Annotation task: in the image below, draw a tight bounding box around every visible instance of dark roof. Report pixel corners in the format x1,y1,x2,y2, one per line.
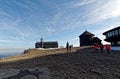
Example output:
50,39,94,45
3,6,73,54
36,41,58,44
79,31,94,37
92,37,101,41
44,41,58,45
103,26,120,35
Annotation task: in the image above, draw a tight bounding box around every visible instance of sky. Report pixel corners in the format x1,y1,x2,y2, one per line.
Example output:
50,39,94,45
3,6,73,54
0,0,120,53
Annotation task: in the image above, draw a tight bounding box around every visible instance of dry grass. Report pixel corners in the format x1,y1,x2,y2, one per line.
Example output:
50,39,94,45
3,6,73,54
0,46,120,79
0,46,89,63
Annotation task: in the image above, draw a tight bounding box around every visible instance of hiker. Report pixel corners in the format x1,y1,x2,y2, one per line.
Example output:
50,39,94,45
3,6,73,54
69,45,72,52
66,41,69,52
106,44,111,54
94,44,98,52
100,43,104,53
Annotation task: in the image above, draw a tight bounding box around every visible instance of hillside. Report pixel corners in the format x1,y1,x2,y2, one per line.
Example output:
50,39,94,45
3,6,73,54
0,46,120,79
0,47,84,63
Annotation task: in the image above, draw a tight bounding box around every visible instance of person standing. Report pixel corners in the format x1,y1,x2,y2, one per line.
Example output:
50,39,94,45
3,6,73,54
106,44,111,54
66,41,69,52
100,43,104,53
69,45,72,52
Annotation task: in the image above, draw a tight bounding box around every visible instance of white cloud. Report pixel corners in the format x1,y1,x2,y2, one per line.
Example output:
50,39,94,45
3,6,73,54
85,0,120,24
14,0,35,12
0,0,120,48
0,11,10,17
46,27,55,35
0,47,25,54
61,21,81,31
74,0,97,7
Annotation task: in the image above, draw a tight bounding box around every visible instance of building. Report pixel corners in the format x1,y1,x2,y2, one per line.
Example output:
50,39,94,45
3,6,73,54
79,31,101,46
79,31,94,46
35,38,58,48
103,26,120,46
92,37,101,45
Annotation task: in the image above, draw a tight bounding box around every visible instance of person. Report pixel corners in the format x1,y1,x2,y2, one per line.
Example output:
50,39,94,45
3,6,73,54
69,45,72,52
100,43,104,53
94,44,98,52
66,41,69,52
106,44,111,54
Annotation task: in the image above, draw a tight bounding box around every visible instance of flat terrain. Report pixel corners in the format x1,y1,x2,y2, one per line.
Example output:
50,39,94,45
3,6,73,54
0,47,120,79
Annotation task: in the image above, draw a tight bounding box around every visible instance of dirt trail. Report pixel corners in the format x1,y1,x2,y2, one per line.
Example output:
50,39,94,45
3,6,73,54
0,47,120,79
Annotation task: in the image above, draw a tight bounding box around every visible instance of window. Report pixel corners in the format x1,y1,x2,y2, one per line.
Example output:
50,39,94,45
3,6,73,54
115,30,118,35
110,31,113,36
110,32,112,36
112,31,115,36
106,32,113,38
107,33,110,37
118,41,120,44
111,42,114,45
119,29,120,35
112,42,118,45
106,33,108,38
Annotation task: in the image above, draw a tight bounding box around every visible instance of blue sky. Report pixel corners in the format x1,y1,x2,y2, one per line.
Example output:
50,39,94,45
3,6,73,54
0,0,120,53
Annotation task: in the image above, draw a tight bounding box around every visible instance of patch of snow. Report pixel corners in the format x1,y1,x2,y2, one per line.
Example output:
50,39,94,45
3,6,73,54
35,48,60,50
35,48,46,50
111,46,120,51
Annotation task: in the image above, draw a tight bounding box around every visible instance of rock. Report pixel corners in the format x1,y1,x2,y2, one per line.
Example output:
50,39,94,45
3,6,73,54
0,67,50,79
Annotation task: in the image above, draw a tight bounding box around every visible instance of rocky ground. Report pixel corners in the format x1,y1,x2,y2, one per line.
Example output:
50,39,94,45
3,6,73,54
0,47,120,79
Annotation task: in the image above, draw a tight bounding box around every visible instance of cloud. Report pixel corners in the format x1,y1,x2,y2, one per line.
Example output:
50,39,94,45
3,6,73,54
84,0,120,24
69,37,78,42
0,11,12,22
73,0,97,7
42,5,82,32
0,19,31,46
61,21,81,31
13,0,37,12
0,47,25,54
0,11,10,17
46,27,55,35
0,0,120,48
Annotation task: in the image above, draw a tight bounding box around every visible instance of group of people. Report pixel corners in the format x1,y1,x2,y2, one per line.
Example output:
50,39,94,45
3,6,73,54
66,41,111,53
94,43,111,54
66,41,72,52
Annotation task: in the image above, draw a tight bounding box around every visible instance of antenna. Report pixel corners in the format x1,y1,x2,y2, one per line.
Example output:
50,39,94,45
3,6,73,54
40,35,43,41
40,37,43,42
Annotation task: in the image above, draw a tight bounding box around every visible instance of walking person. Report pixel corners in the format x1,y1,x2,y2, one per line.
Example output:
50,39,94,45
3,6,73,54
69,45,72,52
100,43,104,53
106,44,111,54
94,44,98,53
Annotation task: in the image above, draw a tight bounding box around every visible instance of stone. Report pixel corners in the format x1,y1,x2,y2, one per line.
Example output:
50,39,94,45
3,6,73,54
0,67,50,79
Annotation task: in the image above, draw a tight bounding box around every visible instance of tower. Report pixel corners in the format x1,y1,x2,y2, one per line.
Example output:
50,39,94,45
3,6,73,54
40,38,44,48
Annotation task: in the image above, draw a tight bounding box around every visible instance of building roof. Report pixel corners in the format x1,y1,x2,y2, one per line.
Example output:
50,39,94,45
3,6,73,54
44,41,58,45
92,37,101,41
79,31,94,37
36,41,58,44
103,26,120,35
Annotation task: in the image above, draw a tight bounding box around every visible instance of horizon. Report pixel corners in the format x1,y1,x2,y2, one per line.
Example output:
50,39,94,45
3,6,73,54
0,0,120,53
